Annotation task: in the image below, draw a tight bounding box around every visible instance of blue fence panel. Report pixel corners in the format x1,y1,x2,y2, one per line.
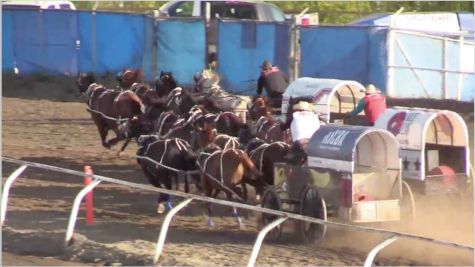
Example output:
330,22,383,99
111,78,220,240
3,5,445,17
300,26,370,85
77,11,94,72
42,10,78,75
142,17,155,81
368,27,389,92
217,20,290,94
6,9,78,75
11,10,43,74
157,18,206,86
2,10,14,72
78,12,146,74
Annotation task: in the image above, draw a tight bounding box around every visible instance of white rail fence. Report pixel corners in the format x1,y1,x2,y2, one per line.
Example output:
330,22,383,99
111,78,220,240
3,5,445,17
1,157,473,267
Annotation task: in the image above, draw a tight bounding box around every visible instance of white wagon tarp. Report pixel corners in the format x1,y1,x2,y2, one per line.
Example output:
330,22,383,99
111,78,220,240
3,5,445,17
375,107,469,181
282,78,365,122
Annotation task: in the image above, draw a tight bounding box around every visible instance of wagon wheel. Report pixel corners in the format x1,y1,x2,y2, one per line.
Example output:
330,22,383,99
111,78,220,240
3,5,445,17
297,185,327,244
260,187,283,242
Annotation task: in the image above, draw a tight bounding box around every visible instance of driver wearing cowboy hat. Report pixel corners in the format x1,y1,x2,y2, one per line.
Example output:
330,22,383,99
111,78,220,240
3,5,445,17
257,60,288,109
347,84,387,126
281,101,321,152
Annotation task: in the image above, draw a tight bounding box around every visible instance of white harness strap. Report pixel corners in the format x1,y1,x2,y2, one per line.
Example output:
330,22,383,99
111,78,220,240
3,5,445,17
203,150,222,182
265,124,279,140
175,138,190,151
114,90,133,102
157,112,173,137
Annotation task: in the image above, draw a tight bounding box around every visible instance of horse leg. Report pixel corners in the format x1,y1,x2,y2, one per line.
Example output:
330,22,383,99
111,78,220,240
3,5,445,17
225,188,244,229
117,138,131,156
96,122,110,149
157,192,169,214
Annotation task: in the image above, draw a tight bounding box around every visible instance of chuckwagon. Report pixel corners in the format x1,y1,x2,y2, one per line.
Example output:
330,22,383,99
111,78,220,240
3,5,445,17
374,107,471,195
281,78,366,123
260,125,408,243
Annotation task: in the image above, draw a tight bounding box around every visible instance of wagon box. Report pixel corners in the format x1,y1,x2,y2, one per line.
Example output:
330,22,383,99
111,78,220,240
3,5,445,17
266,124,404,243
374,107,470,195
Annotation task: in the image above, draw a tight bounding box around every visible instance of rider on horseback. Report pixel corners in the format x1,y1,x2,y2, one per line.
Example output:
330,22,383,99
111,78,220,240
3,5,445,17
257,60,288,109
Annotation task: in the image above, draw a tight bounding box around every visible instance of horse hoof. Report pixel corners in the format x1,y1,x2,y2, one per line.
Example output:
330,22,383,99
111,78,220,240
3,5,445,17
207,219,214,227
255,194,261,202
157,203,166,214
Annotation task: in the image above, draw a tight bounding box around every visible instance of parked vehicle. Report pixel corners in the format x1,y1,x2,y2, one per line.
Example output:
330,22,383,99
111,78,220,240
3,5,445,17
158,0,287,64
2,0,76,10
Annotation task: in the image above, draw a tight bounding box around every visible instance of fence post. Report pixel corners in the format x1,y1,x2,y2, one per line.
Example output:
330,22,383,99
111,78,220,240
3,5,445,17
153,198,193,264
363,235,398,267
84,166,94,225
247,217,287,267
64,179,102,246
1,165,28,226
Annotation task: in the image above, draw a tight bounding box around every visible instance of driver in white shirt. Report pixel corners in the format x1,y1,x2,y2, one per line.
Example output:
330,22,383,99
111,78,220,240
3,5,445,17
281,101,322,152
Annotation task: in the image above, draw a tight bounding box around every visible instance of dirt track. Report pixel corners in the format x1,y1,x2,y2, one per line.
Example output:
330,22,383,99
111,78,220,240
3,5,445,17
1,76,474,266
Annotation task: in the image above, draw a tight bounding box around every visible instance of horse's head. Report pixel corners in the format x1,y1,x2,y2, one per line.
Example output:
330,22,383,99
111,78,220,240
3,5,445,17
249,96,270,121
191,121,217,151
118,69,143,89
77,72,96,94
155,71,177,97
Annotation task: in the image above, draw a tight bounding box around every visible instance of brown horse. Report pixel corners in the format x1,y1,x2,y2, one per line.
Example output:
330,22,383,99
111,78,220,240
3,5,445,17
214,111,246,137
77,73,144,150
198,146,263,227
117,68,144,89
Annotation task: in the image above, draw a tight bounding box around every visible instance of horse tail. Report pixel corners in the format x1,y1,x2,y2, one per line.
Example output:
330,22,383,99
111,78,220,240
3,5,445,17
238,151,263,178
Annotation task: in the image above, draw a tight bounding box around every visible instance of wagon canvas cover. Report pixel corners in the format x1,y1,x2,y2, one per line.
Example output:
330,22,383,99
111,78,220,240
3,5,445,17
307,125,399,173
281,77,365,122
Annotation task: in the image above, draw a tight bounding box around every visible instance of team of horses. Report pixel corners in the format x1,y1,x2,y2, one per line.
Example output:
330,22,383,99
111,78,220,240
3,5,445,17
76,68,306,227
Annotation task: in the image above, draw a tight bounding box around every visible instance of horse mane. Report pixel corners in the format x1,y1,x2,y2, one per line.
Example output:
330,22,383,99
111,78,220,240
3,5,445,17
202,69,220,86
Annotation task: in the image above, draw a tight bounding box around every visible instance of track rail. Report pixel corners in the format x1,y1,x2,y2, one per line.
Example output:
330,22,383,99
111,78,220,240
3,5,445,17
2,157,473,266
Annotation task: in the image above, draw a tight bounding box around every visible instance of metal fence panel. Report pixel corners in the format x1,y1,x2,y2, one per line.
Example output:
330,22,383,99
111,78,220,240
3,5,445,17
390,31,474,101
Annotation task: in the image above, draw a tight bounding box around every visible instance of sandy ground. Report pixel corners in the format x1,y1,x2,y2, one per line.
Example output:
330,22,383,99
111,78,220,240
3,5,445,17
1,75,474,266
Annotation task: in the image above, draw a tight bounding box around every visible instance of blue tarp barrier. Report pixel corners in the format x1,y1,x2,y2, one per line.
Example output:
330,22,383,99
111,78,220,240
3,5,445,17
42,10,78,75
156,18,206,86
78,11,146,75
2,10,14,72
217,20,290,94
300,26,374,87
3,9,78,75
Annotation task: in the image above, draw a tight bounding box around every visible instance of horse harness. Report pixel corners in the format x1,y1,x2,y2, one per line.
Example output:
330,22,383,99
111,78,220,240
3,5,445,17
249,141,289,172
